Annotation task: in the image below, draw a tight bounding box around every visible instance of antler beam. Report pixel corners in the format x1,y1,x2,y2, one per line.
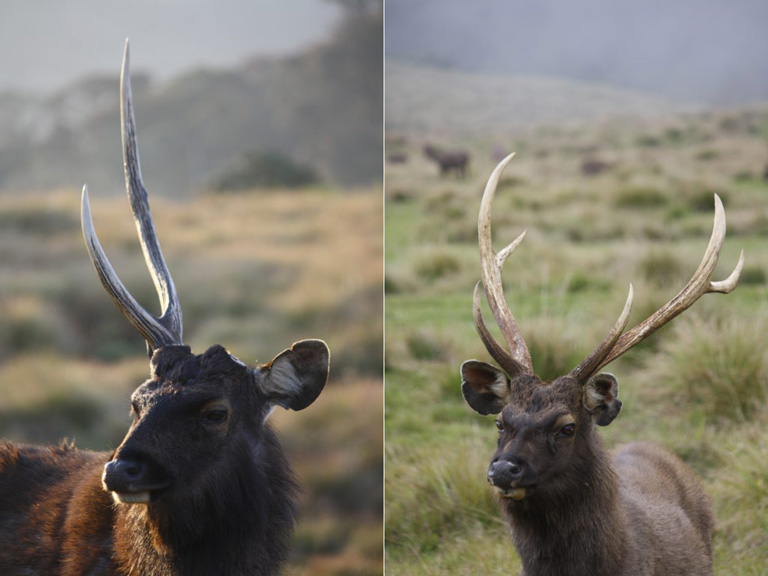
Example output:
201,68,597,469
81,40,183,353
475,153,533,377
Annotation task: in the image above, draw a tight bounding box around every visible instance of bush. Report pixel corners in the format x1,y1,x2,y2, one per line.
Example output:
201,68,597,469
212,150,319,191
651,316,768,422
614,186,668,209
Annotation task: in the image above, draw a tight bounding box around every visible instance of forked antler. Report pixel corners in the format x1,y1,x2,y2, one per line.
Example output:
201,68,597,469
571,193,744,381
474,153,533,377
81,40,183,354
474,153,744,384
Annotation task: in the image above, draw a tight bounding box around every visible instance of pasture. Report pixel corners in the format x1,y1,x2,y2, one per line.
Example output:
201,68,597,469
385,105,768,574
0,185,383,575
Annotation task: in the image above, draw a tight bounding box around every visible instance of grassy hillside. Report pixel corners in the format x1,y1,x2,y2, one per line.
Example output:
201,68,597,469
0,10,382,195
385,104,768,574
0,185,383,575
386,61,697,138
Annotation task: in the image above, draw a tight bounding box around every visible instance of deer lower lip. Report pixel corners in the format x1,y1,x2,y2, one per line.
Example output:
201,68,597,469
112,490,151,504
495,485,533,500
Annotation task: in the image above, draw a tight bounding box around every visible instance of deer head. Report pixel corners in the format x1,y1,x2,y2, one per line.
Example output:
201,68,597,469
461,153,743,501
82,41,330,506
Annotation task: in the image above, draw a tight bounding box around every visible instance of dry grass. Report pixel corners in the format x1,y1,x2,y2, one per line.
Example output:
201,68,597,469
0,185,383,574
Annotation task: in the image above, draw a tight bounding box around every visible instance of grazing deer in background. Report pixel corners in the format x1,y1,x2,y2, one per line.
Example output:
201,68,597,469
0,41,329,576
461,153,744,576
423,144,469,177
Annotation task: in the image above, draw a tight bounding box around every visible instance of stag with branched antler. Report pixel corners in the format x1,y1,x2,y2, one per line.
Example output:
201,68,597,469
0,41,329,576
461,153,743,576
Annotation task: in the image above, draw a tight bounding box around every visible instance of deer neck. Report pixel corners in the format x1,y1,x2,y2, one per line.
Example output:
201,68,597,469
502,433,630,576
112,429,297,576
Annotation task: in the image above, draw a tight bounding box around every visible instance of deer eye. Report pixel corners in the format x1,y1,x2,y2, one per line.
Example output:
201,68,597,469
202,409,228,424
560,423,576,437
495,420,504,432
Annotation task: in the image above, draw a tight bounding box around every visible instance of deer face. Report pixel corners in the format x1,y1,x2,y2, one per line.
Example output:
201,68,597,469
460,153,741,504
84,43,331,507
102,340,329,505
461,361,621,501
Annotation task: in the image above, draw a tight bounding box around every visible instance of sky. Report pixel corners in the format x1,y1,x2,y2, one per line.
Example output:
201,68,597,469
0,0,340,93
386,0,768,104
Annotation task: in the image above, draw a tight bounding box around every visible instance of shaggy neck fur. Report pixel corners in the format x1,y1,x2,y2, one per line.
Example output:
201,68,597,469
502,431,630,576
112,430,297,576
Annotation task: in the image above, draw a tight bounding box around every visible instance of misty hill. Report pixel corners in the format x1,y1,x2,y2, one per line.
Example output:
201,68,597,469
0,10,382,196
386,61,698,138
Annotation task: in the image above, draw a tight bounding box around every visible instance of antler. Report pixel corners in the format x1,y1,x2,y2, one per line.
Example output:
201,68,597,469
81,40,183,354
474,153,533,377
474,154,744,384
569,193,744,381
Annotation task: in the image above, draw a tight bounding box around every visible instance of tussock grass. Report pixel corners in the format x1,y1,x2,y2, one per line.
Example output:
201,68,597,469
648,315,768,422
386,102,767,575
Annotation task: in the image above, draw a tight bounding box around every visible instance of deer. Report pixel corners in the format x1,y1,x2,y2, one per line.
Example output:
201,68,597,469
423,144,469,178
460,153,744,576
0,41,330,576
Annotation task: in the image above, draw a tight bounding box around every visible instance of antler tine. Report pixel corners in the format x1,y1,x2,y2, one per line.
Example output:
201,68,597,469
472,282,529,376
582,193,743,378
80,40,183,354
81,186,178,349
476,153,533,375
120,40,183,345
568,284,634,382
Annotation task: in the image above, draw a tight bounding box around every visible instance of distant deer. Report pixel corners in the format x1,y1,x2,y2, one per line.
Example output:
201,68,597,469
423,144,469,177
0,41,329,576
461,153,743,576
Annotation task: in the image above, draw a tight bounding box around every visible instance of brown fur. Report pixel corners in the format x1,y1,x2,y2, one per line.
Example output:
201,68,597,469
423,144,469,177
462,367,713,576
0,342,329,575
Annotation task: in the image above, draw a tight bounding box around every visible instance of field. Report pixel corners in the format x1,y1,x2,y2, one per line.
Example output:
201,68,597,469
0,185,383,575
385,103,768,574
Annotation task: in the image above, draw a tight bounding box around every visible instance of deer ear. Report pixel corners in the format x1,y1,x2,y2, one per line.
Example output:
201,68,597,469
259,340,330,411
460,360,511,415
583,373,622,426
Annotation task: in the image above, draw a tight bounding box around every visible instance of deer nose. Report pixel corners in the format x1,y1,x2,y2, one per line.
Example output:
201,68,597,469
487,458,524,488
103,457,147,491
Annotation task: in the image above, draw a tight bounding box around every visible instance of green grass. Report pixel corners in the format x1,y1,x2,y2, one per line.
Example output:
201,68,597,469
385,104,768,575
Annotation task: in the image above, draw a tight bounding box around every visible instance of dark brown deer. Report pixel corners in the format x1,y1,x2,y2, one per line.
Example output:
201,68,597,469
423,144,469,177
0,42,329,576
461,153,744,576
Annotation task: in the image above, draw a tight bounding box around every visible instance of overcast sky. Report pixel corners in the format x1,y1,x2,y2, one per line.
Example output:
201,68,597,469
0,0,340,93
386,0,768,104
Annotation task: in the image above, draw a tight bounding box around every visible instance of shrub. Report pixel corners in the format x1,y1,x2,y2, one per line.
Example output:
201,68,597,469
614,186,668,209
651,316,768,422
413,250,461,281
212,150,319,191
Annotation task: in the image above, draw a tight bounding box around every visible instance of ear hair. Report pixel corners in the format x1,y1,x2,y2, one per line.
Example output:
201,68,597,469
583,372,622,426
460,360,511,415
258,339,330,411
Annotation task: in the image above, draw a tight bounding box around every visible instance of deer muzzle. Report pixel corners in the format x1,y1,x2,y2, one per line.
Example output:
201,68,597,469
488,457,536,500
102,452,173,504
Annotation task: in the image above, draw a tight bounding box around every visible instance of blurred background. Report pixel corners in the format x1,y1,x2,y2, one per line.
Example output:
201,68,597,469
385,1,768,574
0,1,382,574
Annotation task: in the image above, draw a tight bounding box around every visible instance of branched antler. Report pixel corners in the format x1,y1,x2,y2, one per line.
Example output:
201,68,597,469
81,40,183,354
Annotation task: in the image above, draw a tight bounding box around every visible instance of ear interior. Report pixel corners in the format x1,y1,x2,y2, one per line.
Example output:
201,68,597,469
460,360,511,415
583,372,622,426
260,339,330,411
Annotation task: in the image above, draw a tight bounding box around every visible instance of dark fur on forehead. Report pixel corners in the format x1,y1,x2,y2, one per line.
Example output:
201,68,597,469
507,373,580,414
150,344,247,386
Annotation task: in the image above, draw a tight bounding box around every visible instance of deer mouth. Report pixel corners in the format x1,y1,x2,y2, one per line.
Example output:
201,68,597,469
111,490,151,504
108,482,173,505
494,485,532,500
